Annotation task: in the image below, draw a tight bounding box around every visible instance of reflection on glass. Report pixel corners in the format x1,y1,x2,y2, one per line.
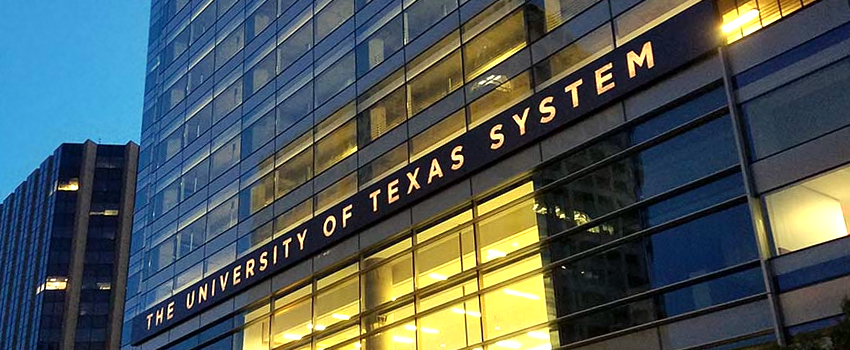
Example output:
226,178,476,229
477,182,539,263
418,299,482,350
410,109,466,161
483,274,553,340
463,9,527,81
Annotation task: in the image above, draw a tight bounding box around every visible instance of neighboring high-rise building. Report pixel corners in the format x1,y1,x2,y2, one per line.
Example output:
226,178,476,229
0,141,138,350
125,0,850,349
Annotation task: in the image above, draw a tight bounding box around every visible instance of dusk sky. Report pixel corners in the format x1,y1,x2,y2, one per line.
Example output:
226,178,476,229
0,2,150,198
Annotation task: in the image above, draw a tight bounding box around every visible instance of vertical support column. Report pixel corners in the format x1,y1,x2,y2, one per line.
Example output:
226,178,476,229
60,140,98,350
716,46,787,346
363,257,393,350
106,142,139,350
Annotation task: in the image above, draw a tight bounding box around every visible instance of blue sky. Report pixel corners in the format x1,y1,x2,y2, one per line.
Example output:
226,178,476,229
0,2,150,198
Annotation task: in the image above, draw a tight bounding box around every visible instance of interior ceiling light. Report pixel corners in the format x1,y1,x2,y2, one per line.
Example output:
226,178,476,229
504,289,541,300
722,9,760,33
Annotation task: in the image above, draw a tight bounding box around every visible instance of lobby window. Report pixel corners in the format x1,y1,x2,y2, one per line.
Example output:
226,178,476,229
271,286,312,347
765,164,850,254
476,181,539,263
719,0,816,43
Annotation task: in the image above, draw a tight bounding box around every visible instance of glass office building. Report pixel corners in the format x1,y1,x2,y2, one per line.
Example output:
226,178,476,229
0,141,138,350
125,0,850,349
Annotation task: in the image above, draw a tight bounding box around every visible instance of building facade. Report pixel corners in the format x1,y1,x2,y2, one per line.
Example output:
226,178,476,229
0,141,138,350
124,0,850,349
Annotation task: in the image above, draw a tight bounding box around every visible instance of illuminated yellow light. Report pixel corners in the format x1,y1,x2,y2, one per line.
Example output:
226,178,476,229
526,344,553,350
332,313,351,320
314,324,327,331
527,331,549,340
486,249,507,259
404,324,417,331
449,308,481,317
283,334,303,340
495,340,522,349
392,336,415,344
421,327,439,334
504,289,540,300
353,343,362,348
428,273,448,281
307,323,313,329
722,9,760,33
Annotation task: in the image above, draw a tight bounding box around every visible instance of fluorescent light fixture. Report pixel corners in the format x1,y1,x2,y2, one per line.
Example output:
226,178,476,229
283,334,303,340
314,324,327,331
421,327,439,334
332,313,351,320
392,336,415,344
504,289,540,300
527,331,549,340
404,324,417,331
722,9,759,33
450,308,481,317
495,340,522,349
429,273,448,281
487,249,507,259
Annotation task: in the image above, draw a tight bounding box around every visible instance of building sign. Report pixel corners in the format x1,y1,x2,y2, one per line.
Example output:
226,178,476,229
131,1,719,344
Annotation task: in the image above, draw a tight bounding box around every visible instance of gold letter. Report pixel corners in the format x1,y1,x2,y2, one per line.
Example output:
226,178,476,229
323,215,337,237
282,237,293,258
166,301,175,320
387,179,400,204
342,204,353,228
245,259,256,279
369,189,381,212
490,124,504,150
564,79,583,108
219,272,230,292
198,284,208,303
627,41,654,78
511,107,530,135
146,313,154,330
186,291,195,310
233,265,242,285
539,96,556,123
406,167,421,194
259,251,268,271
428,158,443,184
595,62,615,95
451,146,464,170
155,308,164,326
297,229,308,250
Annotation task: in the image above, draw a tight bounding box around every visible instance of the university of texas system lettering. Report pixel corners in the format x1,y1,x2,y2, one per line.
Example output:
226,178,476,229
131,0,718,344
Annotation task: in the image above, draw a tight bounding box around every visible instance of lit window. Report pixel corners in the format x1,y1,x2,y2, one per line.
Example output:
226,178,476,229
720,0,817,43
57,178,80,191
40,277,68,292
97,283,112,290
765,164,850,254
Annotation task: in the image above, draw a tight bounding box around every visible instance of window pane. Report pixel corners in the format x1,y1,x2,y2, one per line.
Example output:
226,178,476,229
275,146,314,199
405,0,458,41
416,209,473,243
766,163,850,254
407,50,463,116
533,24,613,88
315,277,360,329
415,225,475,288
315,0,354,42
272,298,312,347
410,109,466,161
359,142,408,187
207,196,239,238
316,119,357,173
358,87,407,145
278,22,314,73
239,318,271,350
418,299,482,349
468,71,532,127
315,172,357,212
247,0,277,42
184,104,212,145
356,16,403,76
315,52,355,107
213,79,243,123
275,199,313,236
362,252,413,310
614,0,699,44
476,182,538,262
529,0,600,33
242,110,276,156
363,324,416,350
240,173,275,217
463,9,527,81
189,53,214,93
277,81,313,133
210,136,241,179
191,3,216,43
177,218,205,258
216,25,245,69
245,52,277,96
482,274,553,340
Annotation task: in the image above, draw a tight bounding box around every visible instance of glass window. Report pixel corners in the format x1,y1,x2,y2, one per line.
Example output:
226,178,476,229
533,24,613,88
164,76,188,112
476,182,540,263
163,29,189,66
482,274,553,340
416,209,473,243
279,22,314,74
245,52,277,97
410,109,466,161
275,199,313,236
275,144,313,199
242,110,276,156
315,119,357,173
271,296,312,347
315,277,360,329
177,218,205,258
210,136,241,179
184,104,212,145
146,237,176,274
314,52,355,107
189,52,214,93
315,0,354,42
719,0,807,43
240,173,275,217
614,0,699,44
247,0,277,42
362,324,416,350
213,79,243,123
359,142,408,187
529,0,600,33
181,159,210,200
205,245,236,273
417,298,481,350
765,163,850,254
356,16,403,76
216,25,245,69
361,244,413,310
742,58,850,160
238,317,271,350
462,9,527,81
404,0,458,42
153,181,181,218
315,172,357,212
415,224,475,288
191,3,216,43
207,196,239,238
407,50,463,116
362,302,414,334
277,82,313,133
358,87,407,145
157,128,183,164
468,70,532,127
